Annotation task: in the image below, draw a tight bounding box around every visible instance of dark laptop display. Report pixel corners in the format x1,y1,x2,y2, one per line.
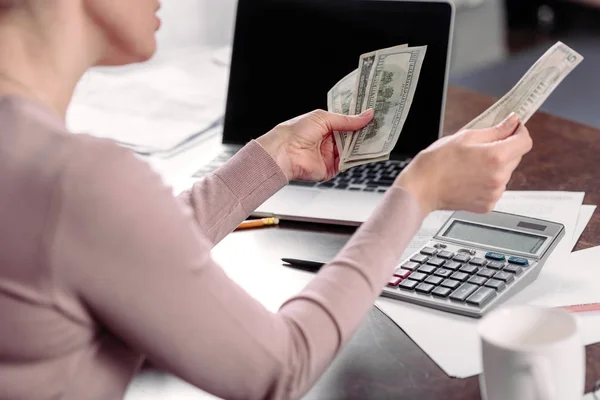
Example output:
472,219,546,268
223,0,454,158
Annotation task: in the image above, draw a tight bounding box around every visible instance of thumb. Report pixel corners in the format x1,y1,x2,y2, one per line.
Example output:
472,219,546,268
314,108,374,132
472,113,520,144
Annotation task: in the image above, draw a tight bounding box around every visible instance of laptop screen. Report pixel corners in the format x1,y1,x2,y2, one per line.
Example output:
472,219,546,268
222,0,454,158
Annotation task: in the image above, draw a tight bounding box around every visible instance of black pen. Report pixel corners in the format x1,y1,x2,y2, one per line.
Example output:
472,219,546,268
281,258,325,272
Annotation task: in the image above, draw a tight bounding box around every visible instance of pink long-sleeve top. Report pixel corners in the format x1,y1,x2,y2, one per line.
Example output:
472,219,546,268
0,96,424,400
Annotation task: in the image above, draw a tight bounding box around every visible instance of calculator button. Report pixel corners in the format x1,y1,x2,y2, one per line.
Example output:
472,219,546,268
432,286,452,298
493,271,515,283
387,276,402,287
459,264,478,274
485,279,506,291
470,257,487,266
508,256,529,266
503,265,523,275
399,280,419,290
451,272,469,282
453,254,471,263
416,283,435,294
466,287,496,306
485,252,506,261
443,261,462,271
477,268,497,279
434,243,447,249
425,275,444,286
437,251,455,259
434,269,453,278
449,283,478,302
486,261,506,270
426,258,445,267
402,261,420,271
421,247,438,256
418,264,437,274
408,272,427,282
394,269,412,279
468,275,488,286
410,254,429,264
441,279,461,290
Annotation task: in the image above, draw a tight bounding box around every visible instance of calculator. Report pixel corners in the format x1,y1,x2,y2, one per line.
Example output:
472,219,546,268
382,211,565,318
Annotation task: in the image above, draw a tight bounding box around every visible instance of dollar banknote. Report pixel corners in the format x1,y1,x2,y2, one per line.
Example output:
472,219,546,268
328,45,411,166
327,44,425,171
462,41,583,131
328,70,357,156
340,45,427,171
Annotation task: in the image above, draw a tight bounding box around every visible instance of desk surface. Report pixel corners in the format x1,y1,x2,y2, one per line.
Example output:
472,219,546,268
142,87,600,399
304,87,600,399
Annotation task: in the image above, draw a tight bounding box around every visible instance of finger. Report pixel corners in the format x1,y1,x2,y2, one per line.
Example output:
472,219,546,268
494,124,533,158
312,109,374,132
468,113,520,144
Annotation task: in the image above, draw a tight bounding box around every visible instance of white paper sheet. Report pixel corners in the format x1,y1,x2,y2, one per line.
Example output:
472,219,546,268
573,205,597,250
66,46,228,154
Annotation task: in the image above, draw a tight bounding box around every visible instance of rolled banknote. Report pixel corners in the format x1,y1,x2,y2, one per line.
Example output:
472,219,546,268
462,41,583,131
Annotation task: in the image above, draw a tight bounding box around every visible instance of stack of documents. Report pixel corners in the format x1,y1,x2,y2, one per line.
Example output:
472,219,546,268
66,46,229,158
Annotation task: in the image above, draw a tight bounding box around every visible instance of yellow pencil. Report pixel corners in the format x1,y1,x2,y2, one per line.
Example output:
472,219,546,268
236,217,280,230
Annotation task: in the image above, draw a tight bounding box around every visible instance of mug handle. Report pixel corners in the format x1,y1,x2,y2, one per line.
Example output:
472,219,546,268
527,356,555,400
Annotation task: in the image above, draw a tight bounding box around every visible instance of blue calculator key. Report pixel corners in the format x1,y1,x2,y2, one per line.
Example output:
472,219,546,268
485,252,506,261
508,256,529,266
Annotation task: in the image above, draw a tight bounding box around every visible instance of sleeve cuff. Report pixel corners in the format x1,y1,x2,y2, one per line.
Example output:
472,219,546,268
214,140,288,212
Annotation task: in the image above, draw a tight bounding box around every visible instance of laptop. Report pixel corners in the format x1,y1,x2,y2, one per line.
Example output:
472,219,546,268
192,0,455,226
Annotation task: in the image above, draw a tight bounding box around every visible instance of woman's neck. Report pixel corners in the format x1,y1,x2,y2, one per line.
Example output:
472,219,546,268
0,6,97,118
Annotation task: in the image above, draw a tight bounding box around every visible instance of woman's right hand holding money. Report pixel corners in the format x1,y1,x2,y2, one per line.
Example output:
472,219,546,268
395,113,533,216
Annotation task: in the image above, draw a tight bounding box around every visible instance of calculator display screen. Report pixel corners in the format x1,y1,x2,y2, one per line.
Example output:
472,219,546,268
442,221,547,254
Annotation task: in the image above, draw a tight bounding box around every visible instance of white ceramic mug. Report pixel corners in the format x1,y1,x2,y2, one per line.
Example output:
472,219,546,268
478,305,585,400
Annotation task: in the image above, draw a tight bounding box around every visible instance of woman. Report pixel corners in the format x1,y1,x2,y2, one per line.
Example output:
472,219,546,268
0,1,533,399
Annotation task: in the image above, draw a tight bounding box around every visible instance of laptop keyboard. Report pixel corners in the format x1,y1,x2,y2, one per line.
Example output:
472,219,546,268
193,150,411,192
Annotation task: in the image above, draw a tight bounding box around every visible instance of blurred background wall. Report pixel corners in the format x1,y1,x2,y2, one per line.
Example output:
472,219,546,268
156,0,600,127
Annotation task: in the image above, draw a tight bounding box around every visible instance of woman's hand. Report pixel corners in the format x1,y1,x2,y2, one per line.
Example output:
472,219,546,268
395,113,533,216
256,109,374,182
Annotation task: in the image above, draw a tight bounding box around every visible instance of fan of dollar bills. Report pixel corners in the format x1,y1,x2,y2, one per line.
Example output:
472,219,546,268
328,44,427,171
328,41,583,172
